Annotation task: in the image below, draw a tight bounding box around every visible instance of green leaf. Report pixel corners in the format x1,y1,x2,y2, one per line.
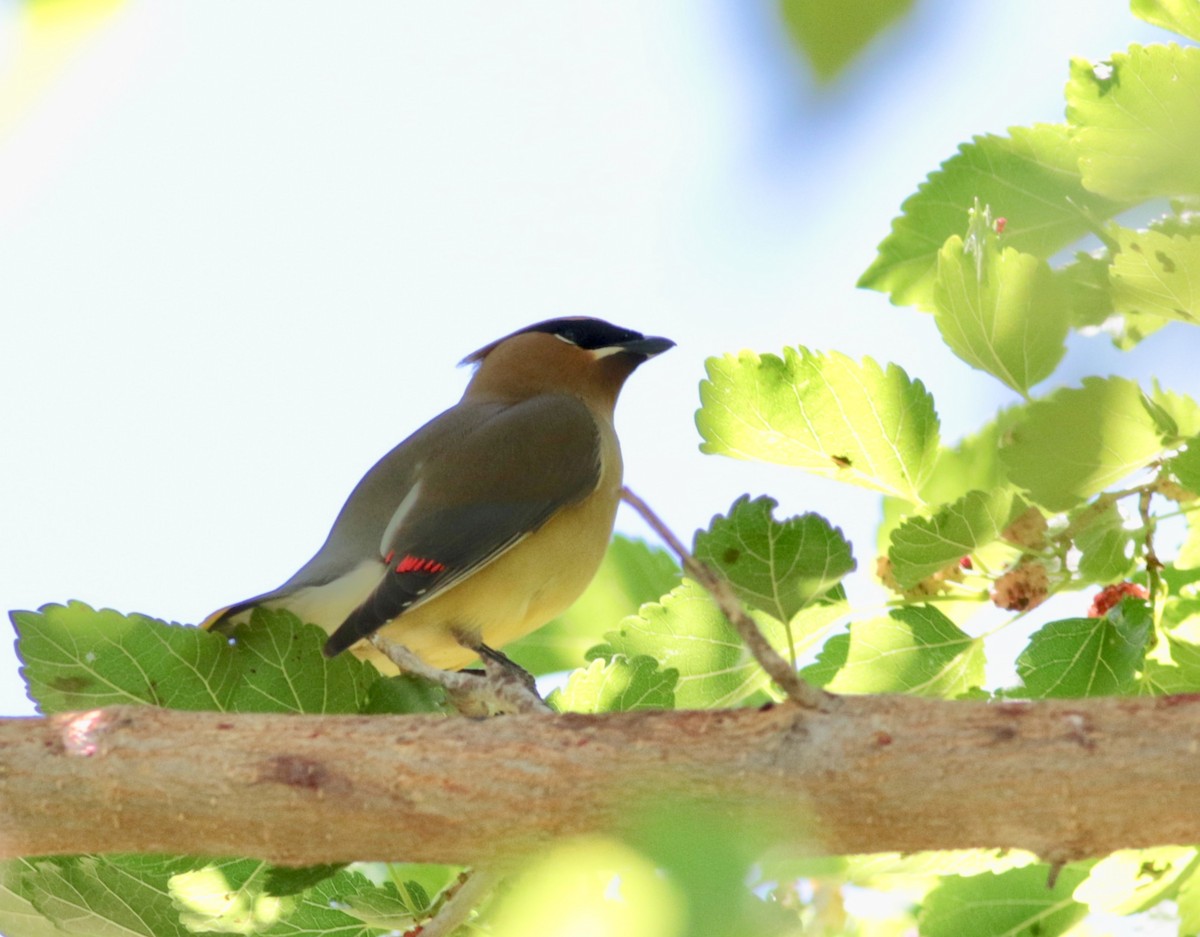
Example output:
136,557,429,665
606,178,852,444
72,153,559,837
778,0,914,81
0,860,70,937
551,655,677,713
918,405,1024,506
934,229,1068,393
1165,614,1200,688
801,606,983,698
1075,847,1200,915
1177,513,1200,570
167,858,295,934
262,864,348,898
1169,435,1200,492
1109,225,1200,324
693,496,855,623
335,881,422,931
508,536,680,675
1072,498,1136,584
697,347,940,501
255,869,387,936
1112,307,1174,349
1016,600,1152,698
999,377,1167,511
1148,384,1200,442
381,865,463,918
859,124,1126,309
11,605,386,717
836,849,1039,883
593,580,844,708
919,865,1089,937
1058,251,1115,329
226,609,378,714
1068,44,1200,200
1133,0,1200,41
21,855,203,937
13,602,240,714
1179,862,1200,936
1138,658,1199,695
361,674,451,715
889,489,1016,588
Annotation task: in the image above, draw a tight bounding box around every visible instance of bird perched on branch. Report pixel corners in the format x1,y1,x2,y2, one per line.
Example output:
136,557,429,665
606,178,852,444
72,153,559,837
202,317,673,673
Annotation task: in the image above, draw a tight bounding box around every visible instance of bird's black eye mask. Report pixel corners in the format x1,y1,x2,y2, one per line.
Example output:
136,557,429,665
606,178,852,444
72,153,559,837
460,316,647,365
526,317,645,349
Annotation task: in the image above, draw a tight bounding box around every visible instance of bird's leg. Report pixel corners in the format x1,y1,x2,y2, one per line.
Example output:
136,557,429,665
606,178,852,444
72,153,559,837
368,634,549,716
453,633,549,714
472,642,540,695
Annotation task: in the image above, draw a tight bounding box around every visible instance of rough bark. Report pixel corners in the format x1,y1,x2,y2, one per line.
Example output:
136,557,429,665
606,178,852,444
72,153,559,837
1,694,1198,866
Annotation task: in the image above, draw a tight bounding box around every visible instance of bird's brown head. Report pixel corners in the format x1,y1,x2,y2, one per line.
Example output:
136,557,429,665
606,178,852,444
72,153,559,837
461,317,674,409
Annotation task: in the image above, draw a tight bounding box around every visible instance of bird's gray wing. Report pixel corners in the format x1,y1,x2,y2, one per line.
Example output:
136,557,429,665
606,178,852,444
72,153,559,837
322,393,601,656
200,400,506,632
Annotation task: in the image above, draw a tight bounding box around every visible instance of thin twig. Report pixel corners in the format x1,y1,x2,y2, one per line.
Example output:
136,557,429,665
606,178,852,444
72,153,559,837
620,486,830,710
1139,487,1164,619
408,868,498,937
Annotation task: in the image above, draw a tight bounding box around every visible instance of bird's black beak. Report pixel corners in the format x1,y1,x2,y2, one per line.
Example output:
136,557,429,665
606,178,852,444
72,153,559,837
618,335,675,358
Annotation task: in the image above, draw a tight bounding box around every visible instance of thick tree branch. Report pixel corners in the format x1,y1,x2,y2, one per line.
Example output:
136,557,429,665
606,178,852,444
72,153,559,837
4,695,1200,865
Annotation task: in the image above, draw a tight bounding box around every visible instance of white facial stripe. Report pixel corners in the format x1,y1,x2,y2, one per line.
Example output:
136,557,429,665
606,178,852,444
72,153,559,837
589,346,627,359
553,333,579,346
380,477,423,554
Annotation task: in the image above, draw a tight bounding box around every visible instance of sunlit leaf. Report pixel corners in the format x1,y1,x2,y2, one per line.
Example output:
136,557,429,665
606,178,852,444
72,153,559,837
1072,498,1136,584
801,606,983,698
21,855,202,937
694,495,855,623
0,859,75,937
934,228,1068,394
13,602,239,714
552,655,677,713
593,580,843,708
1109,225,1200,325
860,124,1126,309
489,839,683,937
1178,862,1200,935
920,865,1089,937
918,404,1024,506
889,489,1016,588
698,347,939,501
226,609,379,714
778,0,914,80
999,377,1167,510
1057,251,1115,329
1144,385,1200,444
1169,436,1200,492
1075,847,1200,915
1132,0,1200,40
1016,601,1152,698
1068,44,1200,200
168,859,293,934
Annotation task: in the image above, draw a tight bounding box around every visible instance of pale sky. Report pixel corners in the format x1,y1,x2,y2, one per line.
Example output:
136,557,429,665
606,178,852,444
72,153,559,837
0,1,1181,717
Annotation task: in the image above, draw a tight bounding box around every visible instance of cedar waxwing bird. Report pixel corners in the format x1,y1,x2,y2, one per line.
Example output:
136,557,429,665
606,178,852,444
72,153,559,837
202,317,674,673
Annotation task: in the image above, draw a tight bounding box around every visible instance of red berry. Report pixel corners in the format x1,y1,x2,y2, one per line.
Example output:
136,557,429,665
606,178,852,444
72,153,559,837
1088,582,1149,618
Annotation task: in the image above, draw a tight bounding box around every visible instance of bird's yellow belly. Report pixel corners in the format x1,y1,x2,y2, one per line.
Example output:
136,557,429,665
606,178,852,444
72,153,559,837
369,477,621,670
